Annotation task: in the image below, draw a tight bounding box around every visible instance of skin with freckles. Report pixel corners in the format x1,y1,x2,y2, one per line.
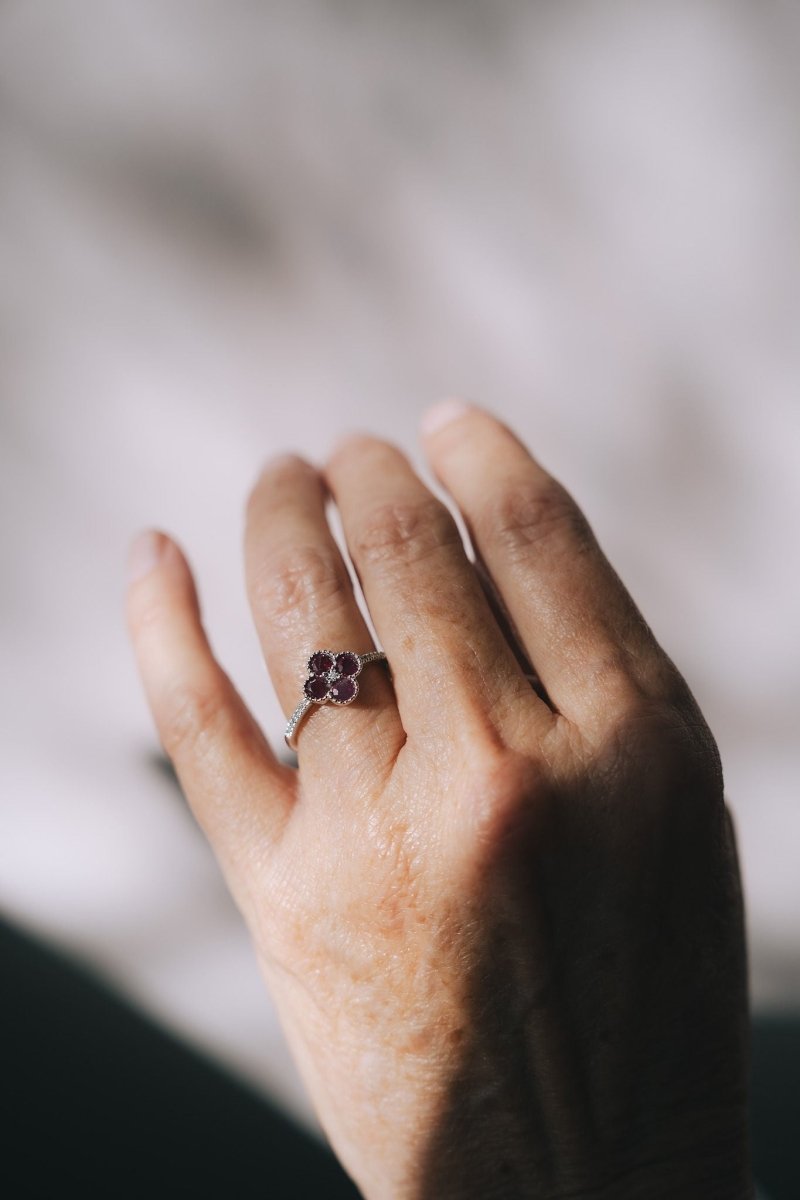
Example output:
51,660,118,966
127,404,752,1200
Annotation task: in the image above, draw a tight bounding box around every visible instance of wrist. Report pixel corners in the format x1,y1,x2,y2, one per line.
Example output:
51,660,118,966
393,1087,753,1200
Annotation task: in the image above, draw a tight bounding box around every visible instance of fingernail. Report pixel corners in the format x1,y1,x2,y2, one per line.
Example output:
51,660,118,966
260,452,304,472
251,454,307,491
421,398,471,437
127,530,165,584
329,431,371,459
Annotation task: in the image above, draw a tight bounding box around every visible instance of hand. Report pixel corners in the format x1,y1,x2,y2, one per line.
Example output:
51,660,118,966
127,403,752,1200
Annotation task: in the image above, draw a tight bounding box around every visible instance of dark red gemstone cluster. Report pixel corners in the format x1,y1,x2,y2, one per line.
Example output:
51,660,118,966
303,650,362,706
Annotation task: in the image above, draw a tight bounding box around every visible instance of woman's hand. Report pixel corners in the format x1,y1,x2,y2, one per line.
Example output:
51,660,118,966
127,404,752,1200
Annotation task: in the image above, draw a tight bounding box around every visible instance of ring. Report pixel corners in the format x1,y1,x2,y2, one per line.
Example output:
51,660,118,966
284,649,388,749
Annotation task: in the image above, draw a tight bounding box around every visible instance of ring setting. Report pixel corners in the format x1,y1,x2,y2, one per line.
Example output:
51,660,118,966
285,649,388,749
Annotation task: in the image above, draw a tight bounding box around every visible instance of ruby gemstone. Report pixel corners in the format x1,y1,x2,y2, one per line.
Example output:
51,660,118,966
309,651,335,675
329,677,358,704
335,652,360,677
304,675,330,701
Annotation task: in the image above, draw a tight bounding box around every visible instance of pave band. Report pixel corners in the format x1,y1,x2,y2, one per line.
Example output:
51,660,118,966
284,649,388,749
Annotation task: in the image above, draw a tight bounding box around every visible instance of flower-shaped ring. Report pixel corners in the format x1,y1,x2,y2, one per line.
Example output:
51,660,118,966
284,649,388,749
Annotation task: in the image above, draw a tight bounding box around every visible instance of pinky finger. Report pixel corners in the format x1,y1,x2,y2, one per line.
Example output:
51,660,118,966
126,530,293,879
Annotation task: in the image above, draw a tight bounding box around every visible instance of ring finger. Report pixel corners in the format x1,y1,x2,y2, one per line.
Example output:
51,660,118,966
244,455,403,772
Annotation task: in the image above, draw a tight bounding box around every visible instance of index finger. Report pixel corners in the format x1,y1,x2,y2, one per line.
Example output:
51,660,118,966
422,402,682,732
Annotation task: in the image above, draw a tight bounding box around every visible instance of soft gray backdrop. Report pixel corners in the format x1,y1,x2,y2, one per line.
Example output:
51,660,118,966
1,0,798,1137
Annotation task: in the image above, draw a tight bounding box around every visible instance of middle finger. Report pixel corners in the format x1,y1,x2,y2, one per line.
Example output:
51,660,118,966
325,436,550,748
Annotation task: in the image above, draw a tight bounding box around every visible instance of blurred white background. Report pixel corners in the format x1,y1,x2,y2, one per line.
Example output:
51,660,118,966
1,0,798,1136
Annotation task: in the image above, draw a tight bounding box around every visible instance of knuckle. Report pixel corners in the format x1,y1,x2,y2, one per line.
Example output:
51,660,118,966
159,675,230,761
457,743,548,850
585,637,699,732
610,693,725,806
128,591,170,638
661,700,724,798
471,746,531,804
353,499,460,569
479,480,593,560
253,544,345,628
584,650,651,716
